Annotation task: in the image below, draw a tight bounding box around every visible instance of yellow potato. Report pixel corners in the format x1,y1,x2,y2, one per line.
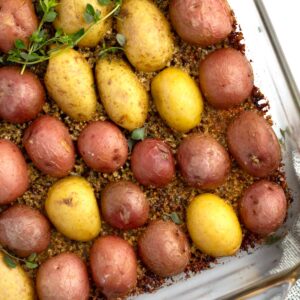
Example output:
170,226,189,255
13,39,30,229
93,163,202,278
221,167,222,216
117,0,174,72
54,0,112,47
187,194,242,257
0,252,34,300
151,67,203,132
96,57,149,131
45,176,101,241
45,48,97,121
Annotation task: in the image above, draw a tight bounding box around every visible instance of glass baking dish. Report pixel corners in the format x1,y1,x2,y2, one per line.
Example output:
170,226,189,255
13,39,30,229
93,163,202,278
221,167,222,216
134,1,300,299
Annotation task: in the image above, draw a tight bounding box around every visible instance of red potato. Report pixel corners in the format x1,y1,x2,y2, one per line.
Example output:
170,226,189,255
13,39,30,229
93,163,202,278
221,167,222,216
227,111,281,177
23,115,75,178
177,134,231,189
131,139,175,187
36,253,89,300
101,181,149,230
199,48,254,109
239,180,287,236
169,0,233,47
0,0,38,53
78,121,128,173
0,139,29,205
138,220,190,277
0,67,45,123
0,205,51,257
90,236,137,299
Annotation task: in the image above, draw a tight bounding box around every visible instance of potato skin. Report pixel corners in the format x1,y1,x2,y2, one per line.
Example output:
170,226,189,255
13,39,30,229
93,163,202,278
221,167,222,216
36,253,89,300
227,111,281,177
0,252,35,300
23,115,75,178
45,176,101,241
0,205,51,257
54,0,112,47
0,139,29,205
117,0,174,72
90,236,137,299
187,194,242,257
78,121,128,173
199,48,254,109
45,48,97,121
169,0,233,47
131,139,175,187
95,58,149,131
0,0,38,52
152,67,203,132
101,181,149,229
0,67,45,123
138,220,190,277
177,134,231,189
239,180,287,236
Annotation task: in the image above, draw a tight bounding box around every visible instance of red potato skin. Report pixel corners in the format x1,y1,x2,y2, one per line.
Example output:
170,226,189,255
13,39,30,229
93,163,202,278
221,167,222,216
78,121,128,173
23,115,75,177
0,0,38,53
131,139,175,187
199,48,254,109
90,236,137,299
239,180,287,236
101,181,149,230
177,134,231,189
0,67,45,123
36,253,89,300
169,0,233,47
227,111,281,177
0,139,29,205
0,205,51,257
138,220,190,277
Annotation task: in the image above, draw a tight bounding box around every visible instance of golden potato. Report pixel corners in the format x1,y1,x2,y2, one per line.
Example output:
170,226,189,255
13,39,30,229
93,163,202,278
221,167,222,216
54,0,112,47
151,67,203,132
45,48,97,121
187,194,242,257
96,58,148,131
0,252,34,300
117,0,174,72
45,176,101,241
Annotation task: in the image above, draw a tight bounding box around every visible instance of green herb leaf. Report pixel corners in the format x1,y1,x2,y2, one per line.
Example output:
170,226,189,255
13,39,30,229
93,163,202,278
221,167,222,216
84,4,97,23
265,235,281,245
98,0,111,5
15,39,26,50
27,253,37,262
25,261,38,269
128,139,136,152
70,28,85,44
131,128,145,141
169,212,182,225
0,57,4,63
45,10,57,22
3,255,17,269
116,33,126,46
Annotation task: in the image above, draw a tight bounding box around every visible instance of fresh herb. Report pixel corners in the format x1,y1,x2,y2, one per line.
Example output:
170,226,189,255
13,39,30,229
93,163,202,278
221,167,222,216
3,255,17,269
164,212,183,225
131,127,146,141
84,3,101,24
116,33,126,47
98,40,123,58
25,261,39,269
265,235,281,245
27,252,37,262
128,138,136,153
98,0,111,5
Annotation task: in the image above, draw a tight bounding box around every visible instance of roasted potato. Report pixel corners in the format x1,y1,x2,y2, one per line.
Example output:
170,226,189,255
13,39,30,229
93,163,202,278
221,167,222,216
0,67,45,123
240,180,287,236
95,58,149,131
0,139,29,205
169,0,233,47
36,253,89,300
0,205,51,257
23,115,75,178
90,236,137,299
78,121,128,173
138,220,190,277
117,0,174,72
187,194,242,257
45,48,97,121
54,0,112,47
131,139,175,187
0,0,38,52
177,134,231,189
227,111,281,177
151,67,203,132
45,176,101,241
0,251,34,300
101,181,149,229
199,48,254,109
